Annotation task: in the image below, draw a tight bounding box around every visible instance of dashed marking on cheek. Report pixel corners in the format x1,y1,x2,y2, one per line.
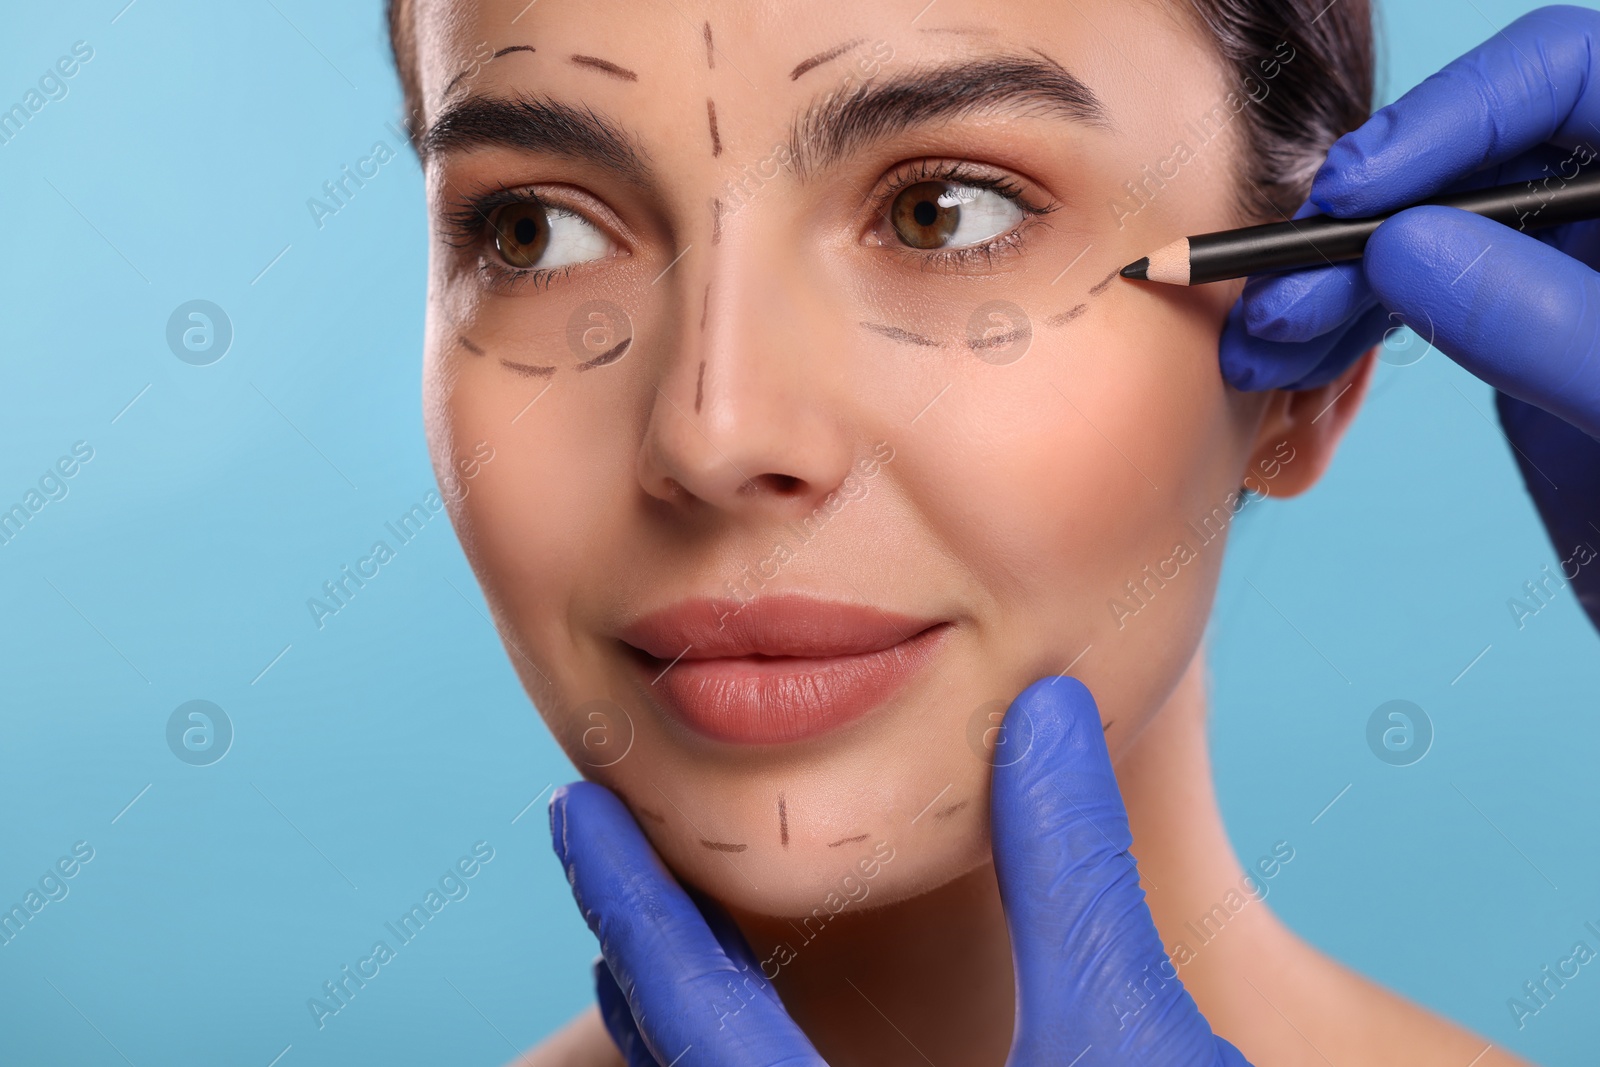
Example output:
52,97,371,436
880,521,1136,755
638,807,668,824
711,198,724,244
707,99,722,156
703,21,715,68
576,336,631,371
701,839,748,853
500,359,556,378
827,833,869,848
458,335,486,356
966,326,1027,354
1103,720,1113,732
700,283,711,332
1089,267,1121,296
570,54,639,82
932,800,969,820
1047,304,1088,328
695,360,706,413
790,38,865,81
778,792,789,848
861,321,944,348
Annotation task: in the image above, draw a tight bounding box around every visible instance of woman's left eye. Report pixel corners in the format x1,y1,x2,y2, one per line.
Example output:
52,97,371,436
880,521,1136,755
888,181,1025,250
488,200,614,270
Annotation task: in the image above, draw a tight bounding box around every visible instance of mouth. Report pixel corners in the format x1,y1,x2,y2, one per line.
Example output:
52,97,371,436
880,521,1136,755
617,594,951,745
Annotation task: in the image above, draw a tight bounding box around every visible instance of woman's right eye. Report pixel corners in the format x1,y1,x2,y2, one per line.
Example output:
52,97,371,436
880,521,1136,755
489,200,614,270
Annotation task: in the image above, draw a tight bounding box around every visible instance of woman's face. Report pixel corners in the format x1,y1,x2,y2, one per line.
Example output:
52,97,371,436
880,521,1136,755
415,0,1333,915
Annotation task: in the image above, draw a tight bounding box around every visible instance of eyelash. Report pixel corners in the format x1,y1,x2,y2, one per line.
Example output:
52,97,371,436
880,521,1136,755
870,159,1058,271
440,186,588,295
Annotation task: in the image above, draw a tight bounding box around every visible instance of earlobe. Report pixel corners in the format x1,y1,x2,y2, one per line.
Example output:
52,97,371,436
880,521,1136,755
1243,348,1377,499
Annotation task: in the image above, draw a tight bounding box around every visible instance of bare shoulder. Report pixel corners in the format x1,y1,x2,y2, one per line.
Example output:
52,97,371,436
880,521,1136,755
1195,911,1534,1067
503,1005,624,1067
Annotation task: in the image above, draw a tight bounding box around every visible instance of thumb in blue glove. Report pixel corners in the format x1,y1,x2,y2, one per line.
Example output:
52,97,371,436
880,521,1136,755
992,676,1251,1067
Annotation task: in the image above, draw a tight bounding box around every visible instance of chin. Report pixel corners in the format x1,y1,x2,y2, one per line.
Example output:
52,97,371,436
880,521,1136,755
642,778,998,921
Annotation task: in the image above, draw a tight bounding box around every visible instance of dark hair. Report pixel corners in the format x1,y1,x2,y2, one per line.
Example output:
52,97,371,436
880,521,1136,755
1178,0,1375,220
384,0,1373,221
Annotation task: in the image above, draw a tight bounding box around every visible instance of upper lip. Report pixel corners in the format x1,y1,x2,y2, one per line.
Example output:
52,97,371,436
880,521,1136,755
617,594,945,661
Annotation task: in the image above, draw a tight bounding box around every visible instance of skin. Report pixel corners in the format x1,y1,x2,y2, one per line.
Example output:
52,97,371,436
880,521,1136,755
403,0,1528,1063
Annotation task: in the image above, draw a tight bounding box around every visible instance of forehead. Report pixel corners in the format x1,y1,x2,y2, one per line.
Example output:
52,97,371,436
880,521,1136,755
411,0,1217,148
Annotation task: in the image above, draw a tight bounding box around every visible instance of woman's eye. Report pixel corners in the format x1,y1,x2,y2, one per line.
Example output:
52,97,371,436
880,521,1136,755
888,181,1025,250
489,200,612,270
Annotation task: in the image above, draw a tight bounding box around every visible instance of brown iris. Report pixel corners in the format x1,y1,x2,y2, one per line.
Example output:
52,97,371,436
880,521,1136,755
890,181,960,249
491,202,552,268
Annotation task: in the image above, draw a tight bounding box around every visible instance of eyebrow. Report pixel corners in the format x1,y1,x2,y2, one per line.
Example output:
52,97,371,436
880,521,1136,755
789,53,1110,176
418,93,651,183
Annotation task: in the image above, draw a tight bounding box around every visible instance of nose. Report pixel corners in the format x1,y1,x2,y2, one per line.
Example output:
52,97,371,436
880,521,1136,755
637,232,860,518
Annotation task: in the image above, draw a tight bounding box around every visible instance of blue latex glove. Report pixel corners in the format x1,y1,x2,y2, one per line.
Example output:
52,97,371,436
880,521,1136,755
551,677,1253,1066
1220,4,1600,631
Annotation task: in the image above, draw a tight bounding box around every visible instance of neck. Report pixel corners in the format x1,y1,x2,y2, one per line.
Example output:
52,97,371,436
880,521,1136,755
729,653,1275,1067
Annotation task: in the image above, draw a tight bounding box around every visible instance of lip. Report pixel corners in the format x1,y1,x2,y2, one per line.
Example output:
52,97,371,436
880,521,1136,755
617,594,950,745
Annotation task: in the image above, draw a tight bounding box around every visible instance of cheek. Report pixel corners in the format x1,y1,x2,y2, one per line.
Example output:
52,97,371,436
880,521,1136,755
900,297,1253,733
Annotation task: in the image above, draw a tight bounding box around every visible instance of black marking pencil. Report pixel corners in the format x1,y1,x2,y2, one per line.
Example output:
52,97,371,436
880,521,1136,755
1120,167,1600,286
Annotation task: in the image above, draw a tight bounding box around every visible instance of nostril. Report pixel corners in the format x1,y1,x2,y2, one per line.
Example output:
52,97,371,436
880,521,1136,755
739,473,804,496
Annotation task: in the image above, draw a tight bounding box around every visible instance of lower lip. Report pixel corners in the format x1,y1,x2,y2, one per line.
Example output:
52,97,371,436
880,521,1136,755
627,623,951,745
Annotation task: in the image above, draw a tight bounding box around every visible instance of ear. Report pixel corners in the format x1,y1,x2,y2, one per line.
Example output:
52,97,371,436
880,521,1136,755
1242,349,1377,499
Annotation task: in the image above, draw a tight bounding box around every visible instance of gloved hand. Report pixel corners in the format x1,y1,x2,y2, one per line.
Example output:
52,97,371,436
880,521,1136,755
1220,4,1600,631
550,677,1254,1066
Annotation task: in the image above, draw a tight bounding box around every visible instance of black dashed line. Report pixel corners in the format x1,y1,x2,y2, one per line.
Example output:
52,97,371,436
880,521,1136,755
700,839,747,853
1089,268,1120,295
570,54,639,81
1047,304,1088,327
500,359,555,378
861,321,942,347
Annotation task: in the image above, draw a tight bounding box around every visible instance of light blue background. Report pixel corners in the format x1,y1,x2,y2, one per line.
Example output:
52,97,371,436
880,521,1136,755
1,1,1596,1064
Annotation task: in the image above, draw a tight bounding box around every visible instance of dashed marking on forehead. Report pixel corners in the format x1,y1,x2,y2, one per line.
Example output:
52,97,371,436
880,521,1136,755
918,26,1001,37
704,21,715,69
570,54,639,82
790,38,866,81
706,99,722,156
711,198,724,244
441,44,536,99
1088,267,1120,295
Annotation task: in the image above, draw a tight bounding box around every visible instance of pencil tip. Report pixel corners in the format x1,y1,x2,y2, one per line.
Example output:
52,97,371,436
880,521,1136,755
1120,257,1149,281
